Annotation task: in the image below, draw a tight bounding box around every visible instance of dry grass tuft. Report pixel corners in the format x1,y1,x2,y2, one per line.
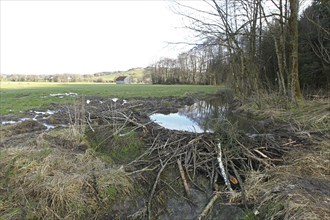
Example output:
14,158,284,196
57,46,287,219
243,96,330,131
0,146,133,219
244,141,330,219
67,100,87,142
237,97,330,219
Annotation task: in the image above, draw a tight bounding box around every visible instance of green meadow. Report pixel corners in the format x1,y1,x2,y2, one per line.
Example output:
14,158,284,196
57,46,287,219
0,82,222,114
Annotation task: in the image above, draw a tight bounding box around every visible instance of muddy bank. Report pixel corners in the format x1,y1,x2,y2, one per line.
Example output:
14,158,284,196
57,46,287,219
1,93,329,219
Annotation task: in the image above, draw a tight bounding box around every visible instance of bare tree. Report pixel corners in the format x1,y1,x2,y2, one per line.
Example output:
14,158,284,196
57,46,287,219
168,0,305,100
171,0,266,95
288,0,302,100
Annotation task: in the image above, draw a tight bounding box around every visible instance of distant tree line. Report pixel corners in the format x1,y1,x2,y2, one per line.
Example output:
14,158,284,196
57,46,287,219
0,74,94,83
151,45,225,85
1,72,120,83
151,0,329,99
0,69,149,83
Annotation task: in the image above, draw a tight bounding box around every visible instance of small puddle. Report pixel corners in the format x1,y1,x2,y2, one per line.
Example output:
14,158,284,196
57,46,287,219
86,98,128,105
1,110,58,130
150,113,209,133
150,100,228,133
1,120,17,125
48,92,78,98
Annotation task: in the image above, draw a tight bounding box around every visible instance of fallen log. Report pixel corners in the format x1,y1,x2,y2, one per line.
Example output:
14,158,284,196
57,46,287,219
177,158,191,197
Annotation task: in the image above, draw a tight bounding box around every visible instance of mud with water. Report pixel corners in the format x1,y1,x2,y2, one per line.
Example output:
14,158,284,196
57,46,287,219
1,92,320,219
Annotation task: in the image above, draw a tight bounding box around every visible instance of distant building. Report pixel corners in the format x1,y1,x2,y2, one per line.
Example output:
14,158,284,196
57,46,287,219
115,76,131,84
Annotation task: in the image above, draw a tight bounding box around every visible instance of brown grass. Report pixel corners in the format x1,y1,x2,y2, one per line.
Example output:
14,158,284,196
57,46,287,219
0,145,133,219
243,95,329,129
234,95,330,219
244,136,330,219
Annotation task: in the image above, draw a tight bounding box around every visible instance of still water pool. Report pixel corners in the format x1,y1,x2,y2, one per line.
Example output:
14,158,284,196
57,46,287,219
150,113,209,133
150,100,228,133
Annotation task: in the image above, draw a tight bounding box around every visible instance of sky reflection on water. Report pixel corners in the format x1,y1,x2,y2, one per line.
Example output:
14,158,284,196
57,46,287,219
150,100,227,133
150,112,207,133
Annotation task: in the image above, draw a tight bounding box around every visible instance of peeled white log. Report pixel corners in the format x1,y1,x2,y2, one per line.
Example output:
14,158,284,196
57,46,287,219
217,143,233,191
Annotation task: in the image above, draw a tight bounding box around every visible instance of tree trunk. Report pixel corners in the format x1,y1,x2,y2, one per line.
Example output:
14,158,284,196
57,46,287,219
289,0,302,100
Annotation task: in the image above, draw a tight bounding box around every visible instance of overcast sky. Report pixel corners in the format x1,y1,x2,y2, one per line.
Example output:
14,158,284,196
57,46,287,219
0,0,313,75
0,0,193,75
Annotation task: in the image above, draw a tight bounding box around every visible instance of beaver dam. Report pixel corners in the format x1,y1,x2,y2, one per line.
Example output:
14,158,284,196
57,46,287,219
0,92,329,219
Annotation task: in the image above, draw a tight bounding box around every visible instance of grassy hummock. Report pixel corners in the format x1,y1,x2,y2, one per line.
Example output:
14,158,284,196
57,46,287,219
0,145,133,219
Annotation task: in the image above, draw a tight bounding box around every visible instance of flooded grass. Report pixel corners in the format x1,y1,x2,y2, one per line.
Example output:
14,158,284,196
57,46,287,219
1,88,329,219
0,114,137,219
0,82,222,114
